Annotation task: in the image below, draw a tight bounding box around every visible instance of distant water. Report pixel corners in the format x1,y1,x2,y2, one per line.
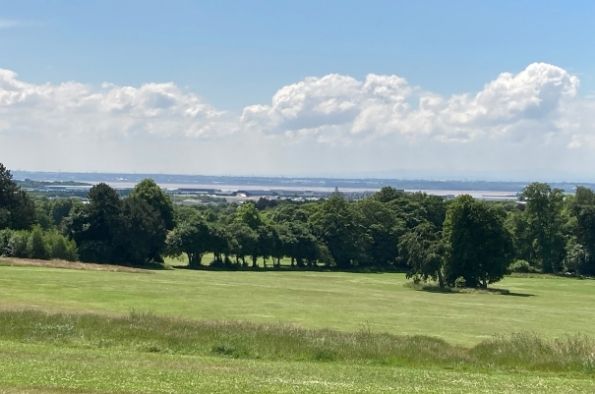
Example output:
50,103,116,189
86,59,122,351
14,170,594,200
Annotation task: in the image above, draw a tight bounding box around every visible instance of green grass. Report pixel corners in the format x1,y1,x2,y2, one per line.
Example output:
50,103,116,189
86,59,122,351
1,261,595,392
0,310,593,393
1,263,595,345
3,341,594,393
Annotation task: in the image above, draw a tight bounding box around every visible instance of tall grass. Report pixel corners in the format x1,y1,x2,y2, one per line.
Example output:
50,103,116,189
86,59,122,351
0,310,593,374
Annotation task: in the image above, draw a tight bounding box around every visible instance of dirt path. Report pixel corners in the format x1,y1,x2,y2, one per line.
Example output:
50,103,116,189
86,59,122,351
0,257,152,273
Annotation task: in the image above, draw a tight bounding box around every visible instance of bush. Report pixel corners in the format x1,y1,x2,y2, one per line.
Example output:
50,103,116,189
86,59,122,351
0,229,13,256
46,231,78,261
508,259,533,273
453,276,466,288
7,231,29,257
0,228,78,261
27,227,50,259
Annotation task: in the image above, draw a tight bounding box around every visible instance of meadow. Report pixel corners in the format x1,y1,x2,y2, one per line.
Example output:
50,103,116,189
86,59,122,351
0,260,594,392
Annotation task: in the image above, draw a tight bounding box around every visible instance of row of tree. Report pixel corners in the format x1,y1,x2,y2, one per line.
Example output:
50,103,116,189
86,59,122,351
2,161,595,288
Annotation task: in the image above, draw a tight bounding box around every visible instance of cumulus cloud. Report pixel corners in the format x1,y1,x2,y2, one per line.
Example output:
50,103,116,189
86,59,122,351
0,69,231,139
1,63,595,178
242,62,582,144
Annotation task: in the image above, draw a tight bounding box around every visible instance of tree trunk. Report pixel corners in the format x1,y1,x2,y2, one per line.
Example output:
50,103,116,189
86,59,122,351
187,252,200,269
437,270,445,288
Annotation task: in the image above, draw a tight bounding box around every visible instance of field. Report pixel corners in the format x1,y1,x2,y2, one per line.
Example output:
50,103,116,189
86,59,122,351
0,259,594,392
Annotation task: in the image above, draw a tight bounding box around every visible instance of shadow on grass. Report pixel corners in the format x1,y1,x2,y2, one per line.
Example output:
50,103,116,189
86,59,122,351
171,263,406,274
407,283,535,297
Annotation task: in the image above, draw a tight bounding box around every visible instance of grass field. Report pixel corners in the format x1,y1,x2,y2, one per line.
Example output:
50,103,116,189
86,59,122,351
0,259,594,392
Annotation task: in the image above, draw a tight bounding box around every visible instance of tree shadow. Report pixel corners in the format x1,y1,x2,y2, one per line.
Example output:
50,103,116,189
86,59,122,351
482,288,535,297
409,283,535,297
170,263,404,274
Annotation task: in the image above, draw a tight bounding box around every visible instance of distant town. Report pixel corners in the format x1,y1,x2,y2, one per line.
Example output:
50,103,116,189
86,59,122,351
13,171,595,205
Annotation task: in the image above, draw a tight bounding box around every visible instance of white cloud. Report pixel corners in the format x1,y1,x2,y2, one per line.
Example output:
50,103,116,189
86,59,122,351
1,63,595,179
0,69,232,139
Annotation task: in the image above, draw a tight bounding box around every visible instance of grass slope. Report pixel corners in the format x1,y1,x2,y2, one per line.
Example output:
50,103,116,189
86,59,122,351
1,262,594,345
3,341,593,393
1,261,595,392
0,310,593,393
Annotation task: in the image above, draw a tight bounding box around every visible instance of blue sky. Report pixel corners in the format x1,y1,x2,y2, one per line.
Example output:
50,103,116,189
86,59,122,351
2,1,595,179
3,0,594,108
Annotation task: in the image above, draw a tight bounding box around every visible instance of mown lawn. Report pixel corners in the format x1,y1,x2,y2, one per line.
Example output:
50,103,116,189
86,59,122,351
0,262,594,345
0,261,594,392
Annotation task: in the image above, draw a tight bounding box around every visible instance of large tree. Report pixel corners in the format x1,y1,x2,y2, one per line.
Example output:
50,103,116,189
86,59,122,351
399,222,445,287
129,179,175,262
68,183,124,263
355,198,403,267
0,163,35,230
522,183,566,273
165,216,210,268
310,193,361,268
570,186,595,274
443,195,512,288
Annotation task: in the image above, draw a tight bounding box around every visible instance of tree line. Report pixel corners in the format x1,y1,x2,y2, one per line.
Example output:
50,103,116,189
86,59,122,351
2,162,595,288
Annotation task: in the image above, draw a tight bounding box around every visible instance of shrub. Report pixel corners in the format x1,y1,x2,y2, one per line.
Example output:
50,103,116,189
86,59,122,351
46,231,78,261
508,259,533,273
453,276,466,288
27,227,50,259
0,229,13,256
7,231,29,257
1,228,78,261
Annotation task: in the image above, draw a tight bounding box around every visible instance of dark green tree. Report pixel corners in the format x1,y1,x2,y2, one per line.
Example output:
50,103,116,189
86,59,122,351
355,199,403,267
522,183,566,273
228,222,258,267
310,193,361,268
129,179,174,262
165,216,210,268
0,163,35,230
570,186,595,274
67,183,124,263
443,195,512,288
399,222,445,287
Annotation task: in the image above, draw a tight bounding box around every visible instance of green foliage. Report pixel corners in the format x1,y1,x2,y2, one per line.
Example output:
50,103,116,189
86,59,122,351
228,221,258,267
122,196,167,265
522,183,566,273
399,222,445,287
310,193,362,268
165,215,210,267
46,231,78,261
27,226,49,260
443,195,512,288
234,202,263,230
128,180,174,261
49,198,76,227
508,259,533,273
7,231,29,257
68,183,123,263
569,186,595,275
67,181,174,265
0,227,77,260
0,163,36,230
130,179,174,230
6,158,595,282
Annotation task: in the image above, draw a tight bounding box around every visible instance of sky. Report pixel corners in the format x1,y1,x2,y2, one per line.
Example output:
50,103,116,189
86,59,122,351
1,0,595,180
